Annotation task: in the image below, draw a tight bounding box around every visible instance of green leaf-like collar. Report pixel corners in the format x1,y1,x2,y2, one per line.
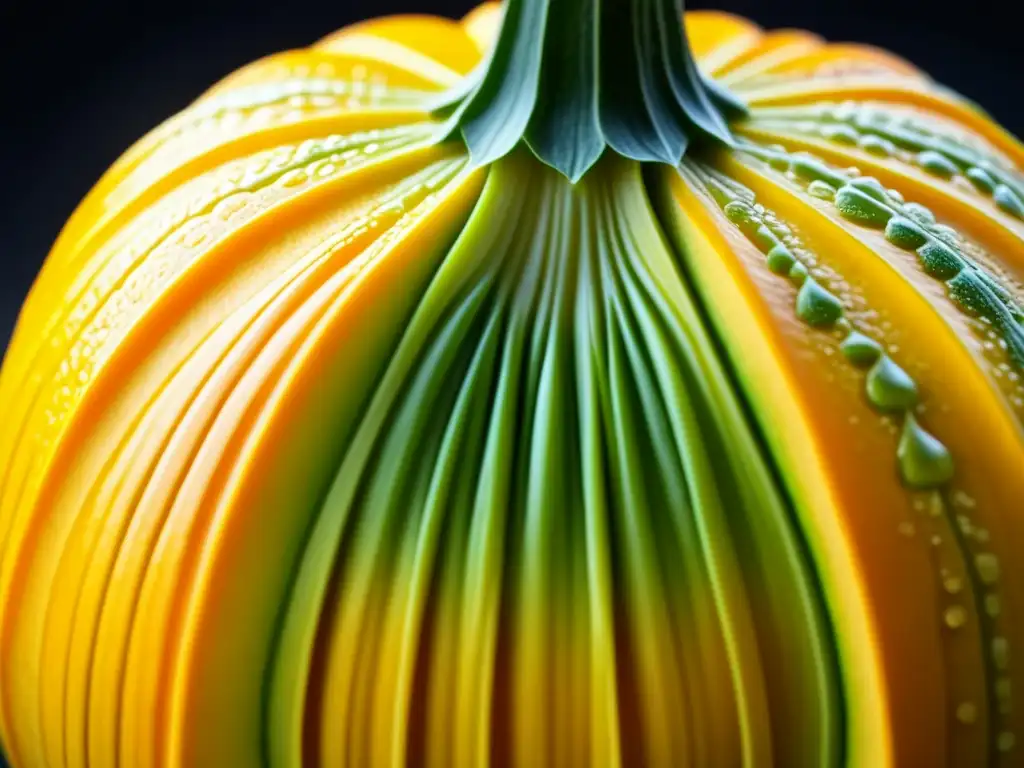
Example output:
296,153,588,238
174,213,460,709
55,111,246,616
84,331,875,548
436,0,747,181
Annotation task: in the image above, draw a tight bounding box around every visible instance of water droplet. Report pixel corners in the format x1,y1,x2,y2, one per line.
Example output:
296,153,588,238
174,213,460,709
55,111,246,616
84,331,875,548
796,278,844,327
898,413,954,488
944,605,967,629
841,331,883,367
859,134,896,157
932,223,960,244
956,701,978,724
724,200,758,227
916,150,959,179
943,576,963,594
998,731,1016,753
835,185,893,227
918,241,963,280
884,217,928,250
769,221,794,239
985,594,1001,617
792,157,848,186
766,245,796,275
993,636,1010,671
849,176,889,201
948,271,992,317
965,166,996,193
952,490,977,510
904,202,936,226
278,169,308,187
975,553,1000,585
867,356,918,411
994,184,1024,218
789,261,809,285
807,180,837,200
753,224,779,251
996,678,1012,714
822,123,860,145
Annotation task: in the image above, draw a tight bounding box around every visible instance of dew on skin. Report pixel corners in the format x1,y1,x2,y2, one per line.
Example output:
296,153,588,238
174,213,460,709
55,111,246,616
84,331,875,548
953,490,977,510
986,594,1002,617
993,637,1010,671
956,702,978,725
944,605,968,629
998,732,1016,753
996,678,1012,715
974,553,1000,585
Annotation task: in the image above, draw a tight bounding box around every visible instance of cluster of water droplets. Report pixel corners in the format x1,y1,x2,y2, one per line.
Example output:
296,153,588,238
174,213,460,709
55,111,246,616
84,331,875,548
695,159,953,489
919,486,1015,752
39,128,425,448
712,135,1019,753
749,100,1024,219
180,60,426,135
740,136,1024,421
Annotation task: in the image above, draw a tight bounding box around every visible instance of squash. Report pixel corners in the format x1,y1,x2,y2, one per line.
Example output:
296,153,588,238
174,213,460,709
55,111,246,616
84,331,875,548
1,1,1022,765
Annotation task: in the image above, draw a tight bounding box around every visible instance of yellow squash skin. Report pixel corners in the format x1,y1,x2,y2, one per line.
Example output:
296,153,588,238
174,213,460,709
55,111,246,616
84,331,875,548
1,5,1023,767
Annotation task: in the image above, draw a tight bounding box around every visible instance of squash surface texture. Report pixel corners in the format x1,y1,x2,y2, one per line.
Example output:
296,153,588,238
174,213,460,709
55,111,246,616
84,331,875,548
1,3,1023,766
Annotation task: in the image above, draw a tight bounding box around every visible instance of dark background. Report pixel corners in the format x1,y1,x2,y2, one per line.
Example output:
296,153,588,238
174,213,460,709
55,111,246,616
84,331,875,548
0,0,1021,357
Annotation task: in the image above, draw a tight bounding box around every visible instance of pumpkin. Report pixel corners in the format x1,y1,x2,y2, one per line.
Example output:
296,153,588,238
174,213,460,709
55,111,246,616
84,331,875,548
1,0,1023,765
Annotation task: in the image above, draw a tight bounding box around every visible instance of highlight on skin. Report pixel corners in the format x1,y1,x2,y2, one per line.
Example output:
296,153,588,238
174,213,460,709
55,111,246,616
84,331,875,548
0,2,1022,766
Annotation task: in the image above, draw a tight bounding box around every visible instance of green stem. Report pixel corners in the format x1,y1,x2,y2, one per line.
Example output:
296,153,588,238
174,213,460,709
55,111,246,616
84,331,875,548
437,0,746,181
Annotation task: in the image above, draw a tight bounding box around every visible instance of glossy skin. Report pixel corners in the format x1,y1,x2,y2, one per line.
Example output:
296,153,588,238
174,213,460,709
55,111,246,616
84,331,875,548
0,5,1022,767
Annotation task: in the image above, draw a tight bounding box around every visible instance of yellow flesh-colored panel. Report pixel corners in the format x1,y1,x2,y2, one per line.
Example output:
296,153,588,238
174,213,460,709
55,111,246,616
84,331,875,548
51,154,467,768
319,15,484,76
685,11,764,74
315,36,464,90
462,2,503,54
164,166,484,768
0,143,459,767
714,31,825,85
0,54,437,448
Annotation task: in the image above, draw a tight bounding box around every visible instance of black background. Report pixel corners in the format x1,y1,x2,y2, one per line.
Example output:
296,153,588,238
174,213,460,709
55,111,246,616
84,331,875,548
0,0,1021,356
